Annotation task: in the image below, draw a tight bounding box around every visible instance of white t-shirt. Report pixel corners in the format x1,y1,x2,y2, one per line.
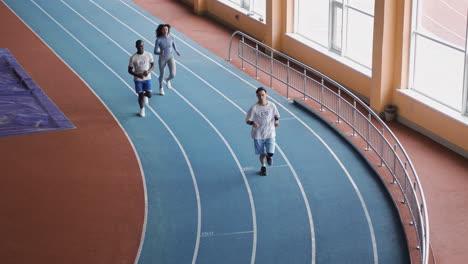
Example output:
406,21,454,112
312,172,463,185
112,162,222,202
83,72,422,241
129,51,154,81
245,102,280,139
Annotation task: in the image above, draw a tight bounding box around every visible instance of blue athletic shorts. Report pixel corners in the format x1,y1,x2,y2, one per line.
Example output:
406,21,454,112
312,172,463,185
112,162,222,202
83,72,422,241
254,137,276,155
134,79,152,94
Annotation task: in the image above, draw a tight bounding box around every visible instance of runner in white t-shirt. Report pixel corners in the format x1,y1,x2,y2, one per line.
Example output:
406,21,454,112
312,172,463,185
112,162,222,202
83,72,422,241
128,40,155,117
245,87,280,176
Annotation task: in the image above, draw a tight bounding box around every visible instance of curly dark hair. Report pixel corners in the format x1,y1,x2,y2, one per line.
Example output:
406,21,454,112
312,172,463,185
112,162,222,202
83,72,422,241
156,24,171,38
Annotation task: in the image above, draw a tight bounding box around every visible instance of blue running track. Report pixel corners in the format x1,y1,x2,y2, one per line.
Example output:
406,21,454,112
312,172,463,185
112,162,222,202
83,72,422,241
2,0,410,263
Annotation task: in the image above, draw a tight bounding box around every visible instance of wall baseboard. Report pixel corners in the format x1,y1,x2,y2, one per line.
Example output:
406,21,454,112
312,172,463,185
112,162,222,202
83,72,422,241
397,116,468,159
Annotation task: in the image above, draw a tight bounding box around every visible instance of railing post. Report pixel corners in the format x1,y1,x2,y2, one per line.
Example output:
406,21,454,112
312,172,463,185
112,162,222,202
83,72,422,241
270,51,273,88
379,128,385,167
336,89,341,123
364,113,371,150
303,69,307,101
392,144,397,184
320,79,325,112
286,60,290,99
240,36,245,70
255,43,259,79
402,162,408,204
351,101,356,137
227,31,237,61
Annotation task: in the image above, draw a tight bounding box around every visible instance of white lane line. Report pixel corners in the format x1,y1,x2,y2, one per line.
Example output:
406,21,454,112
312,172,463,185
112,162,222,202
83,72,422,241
3,1,150,263
100,1,316,263
32,0,376,263
65,1,258,263
164,71,258,264
167,21,319,263
120,1,377,263
177,61,316,263
30,2,201,264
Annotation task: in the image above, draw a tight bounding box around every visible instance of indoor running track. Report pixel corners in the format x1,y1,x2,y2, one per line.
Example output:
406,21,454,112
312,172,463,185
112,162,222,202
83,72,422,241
3,0,409,263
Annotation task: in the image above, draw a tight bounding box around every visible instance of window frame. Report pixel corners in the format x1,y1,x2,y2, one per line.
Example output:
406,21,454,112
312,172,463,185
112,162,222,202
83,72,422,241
330,1,344,53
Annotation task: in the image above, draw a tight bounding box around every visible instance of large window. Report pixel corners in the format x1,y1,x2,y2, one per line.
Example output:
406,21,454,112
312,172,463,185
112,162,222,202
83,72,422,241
294,0,375,69
410,0,468,114
222,0,266,21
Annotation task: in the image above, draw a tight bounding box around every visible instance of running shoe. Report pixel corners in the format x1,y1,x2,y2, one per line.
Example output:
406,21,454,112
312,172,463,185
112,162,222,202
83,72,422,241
139,108,146,117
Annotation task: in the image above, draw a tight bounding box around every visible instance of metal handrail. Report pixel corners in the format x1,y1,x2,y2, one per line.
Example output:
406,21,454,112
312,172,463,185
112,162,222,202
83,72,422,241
228,31,429,264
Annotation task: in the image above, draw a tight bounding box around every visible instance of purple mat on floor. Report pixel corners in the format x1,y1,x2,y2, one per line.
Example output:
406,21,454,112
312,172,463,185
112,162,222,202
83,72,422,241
0,48,75,138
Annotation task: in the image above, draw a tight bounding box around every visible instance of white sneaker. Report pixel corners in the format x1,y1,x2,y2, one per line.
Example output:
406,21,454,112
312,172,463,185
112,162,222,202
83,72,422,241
166,80,172,89
144,96,149,106
139,107,146,117
160,87,165,95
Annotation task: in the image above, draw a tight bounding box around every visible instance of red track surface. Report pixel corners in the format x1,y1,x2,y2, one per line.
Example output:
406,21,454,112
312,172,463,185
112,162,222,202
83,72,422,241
1,1,467,263
0,2,144,263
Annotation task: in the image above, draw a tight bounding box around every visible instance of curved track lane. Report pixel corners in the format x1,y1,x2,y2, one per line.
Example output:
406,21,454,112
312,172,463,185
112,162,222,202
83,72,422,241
1,1,410,263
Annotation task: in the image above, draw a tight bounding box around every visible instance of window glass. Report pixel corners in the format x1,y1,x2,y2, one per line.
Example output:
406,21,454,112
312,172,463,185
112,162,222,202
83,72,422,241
294,0,374,71
348,0,374,15
346,8,373,67
418,0,468,49
241,0,250,9
252,0,266,17
413,35,464,111
411,0,468,113
296,0,330,47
